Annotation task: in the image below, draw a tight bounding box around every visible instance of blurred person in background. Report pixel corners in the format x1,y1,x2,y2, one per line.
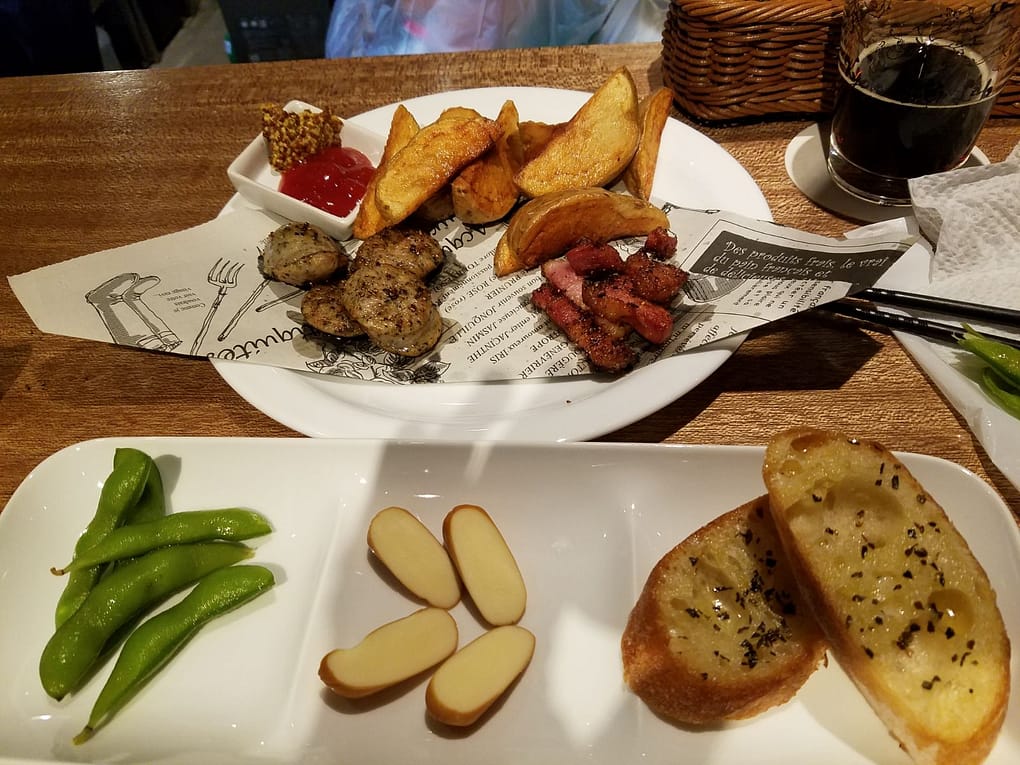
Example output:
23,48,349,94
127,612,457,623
325,0,669,58
1,0,103,76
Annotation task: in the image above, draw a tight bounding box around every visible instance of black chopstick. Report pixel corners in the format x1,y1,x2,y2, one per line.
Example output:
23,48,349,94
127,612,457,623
818,301,1020,350
853,287,1020,330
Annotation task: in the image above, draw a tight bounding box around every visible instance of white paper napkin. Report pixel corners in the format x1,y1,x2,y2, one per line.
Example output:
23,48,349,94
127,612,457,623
909,143,1020,311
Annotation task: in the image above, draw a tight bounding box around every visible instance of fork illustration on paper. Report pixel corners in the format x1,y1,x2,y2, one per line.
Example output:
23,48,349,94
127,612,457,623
218,278,270,342
190,259,243,355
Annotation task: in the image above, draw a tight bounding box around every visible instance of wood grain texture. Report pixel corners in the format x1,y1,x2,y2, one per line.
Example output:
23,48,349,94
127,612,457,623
1,43,1018,520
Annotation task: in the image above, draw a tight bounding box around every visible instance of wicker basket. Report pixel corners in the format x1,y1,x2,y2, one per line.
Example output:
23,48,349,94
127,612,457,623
662,0,1020,123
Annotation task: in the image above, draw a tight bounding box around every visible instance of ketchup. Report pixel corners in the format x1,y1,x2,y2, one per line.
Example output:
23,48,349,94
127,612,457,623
279,146,375,218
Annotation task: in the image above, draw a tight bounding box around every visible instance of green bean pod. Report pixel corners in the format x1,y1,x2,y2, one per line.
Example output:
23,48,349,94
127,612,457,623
958,327,1020,386
54,509,272,574
74,564,275,744
981,367,1020,419
40,542,252,700
55,448,154,627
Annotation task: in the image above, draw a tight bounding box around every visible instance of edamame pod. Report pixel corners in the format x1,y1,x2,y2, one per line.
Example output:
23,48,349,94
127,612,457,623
981,367,1020,418
53,509,272,574
122,453,166,525
958,328,1020,385
74,565,275,743
40,542,252,700
103,455,166,577
54,449,154,627
959,328,1020,421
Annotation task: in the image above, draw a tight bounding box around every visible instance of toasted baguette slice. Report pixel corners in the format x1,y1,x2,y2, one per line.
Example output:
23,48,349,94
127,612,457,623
763,427,1010,765
621,496,828,724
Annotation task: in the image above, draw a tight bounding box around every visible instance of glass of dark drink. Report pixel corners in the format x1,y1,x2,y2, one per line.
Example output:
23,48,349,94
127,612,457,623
827,0,1020,205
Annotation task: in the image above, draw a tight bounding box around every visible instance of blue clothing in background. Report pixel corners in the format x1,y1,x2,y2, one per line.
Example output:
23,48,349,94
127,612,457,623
325,0,669,58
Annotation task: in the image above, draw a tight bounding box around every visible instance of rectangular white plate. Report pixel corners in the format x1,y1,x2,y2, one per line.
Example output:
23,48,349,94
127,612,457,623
1,438,1017,764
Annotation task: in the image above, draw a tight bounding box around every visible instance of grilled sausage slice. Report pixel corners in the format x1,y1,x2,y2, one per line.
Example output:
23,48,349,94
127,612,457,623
341,264,442,356
352,227,445,280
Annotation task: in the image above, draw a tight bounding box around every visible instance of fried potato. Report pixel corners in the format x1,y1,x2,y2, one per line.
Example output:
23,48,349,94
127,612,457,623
439,106,484,120
518,120,560,163
513,68,640,198
353,104,420,240
622,87,674,201
493,188,669,276
451,100,524,225
373,109,500,228
415,188,455,224
414,107,492,224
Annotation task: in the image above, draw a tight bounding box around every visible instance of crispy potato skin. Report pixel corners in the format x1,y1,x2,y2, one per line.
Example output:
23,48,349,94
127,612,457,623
513,67,639,198
622,87,674,201
451,100,524,225
374,109,500,228
493,188,669,276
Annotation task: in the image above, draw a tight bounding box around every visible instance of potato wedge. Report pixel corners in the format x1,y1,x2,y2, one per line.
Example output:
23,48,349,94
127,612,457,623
414,187,455,224
380,104,421,159
439,106,484,121
518,120,560,163
513,67,639,198
414,110,484,224
451,100,524,225
353,104,420,240
374,110,500,227
622,87,674,201
493,187,669,276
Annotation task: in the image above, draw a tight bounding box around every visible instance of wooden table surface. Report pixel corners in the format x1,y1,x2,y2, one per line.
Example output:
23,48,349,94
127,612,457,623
1,42,1018,520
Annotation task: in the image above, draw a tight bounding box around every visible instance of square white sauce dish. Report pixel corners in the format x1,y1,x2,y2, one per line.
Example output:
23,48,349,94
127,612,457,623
227,100,385,241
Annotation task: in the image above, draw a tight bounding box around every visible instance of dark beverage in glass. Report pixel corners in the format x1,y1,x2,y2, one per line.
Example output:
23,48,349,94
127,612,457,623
828,37,996,204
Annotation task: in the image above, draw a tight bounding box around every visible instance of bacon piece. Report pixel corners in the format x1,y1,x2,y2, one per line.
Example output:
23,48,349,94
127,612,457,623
624,250,687,304
582,275,674,344
531,284,637,373
643,227,678,260
542,257,631,339
564,239,625,276
541,257,585,306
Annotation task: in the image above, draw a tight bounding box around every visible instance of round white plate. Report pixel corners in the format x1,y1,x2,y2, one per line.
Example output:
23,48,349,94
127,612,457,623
212,87,771,441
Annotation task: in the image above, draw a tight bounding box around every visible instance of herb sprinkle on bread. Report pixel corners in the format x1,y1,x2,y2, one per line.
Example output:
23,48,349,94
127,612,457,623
621,495,828,724
763,427,1010,765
